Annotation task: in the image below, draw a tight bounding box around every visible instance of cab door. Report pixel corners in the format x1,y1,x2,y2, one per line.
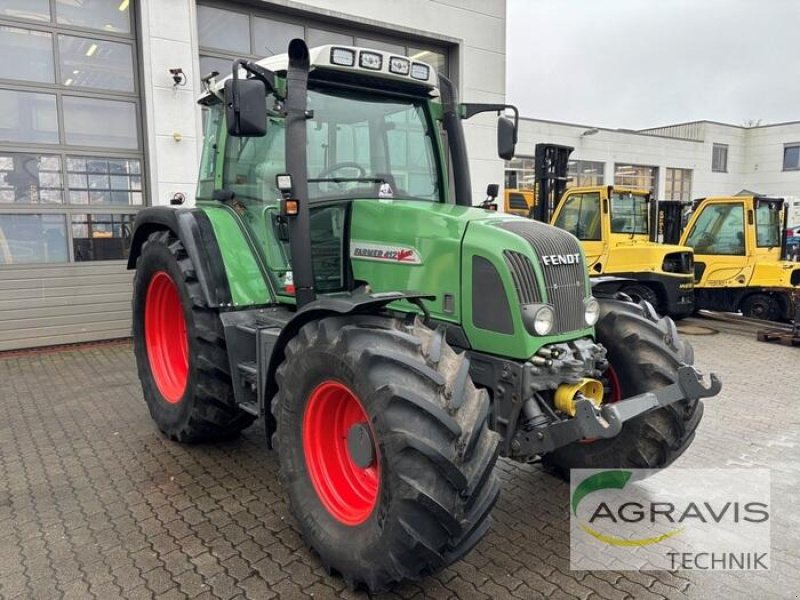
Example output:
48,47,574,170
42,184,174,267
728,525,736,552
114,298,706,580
683,201,751,287
552,190,606,273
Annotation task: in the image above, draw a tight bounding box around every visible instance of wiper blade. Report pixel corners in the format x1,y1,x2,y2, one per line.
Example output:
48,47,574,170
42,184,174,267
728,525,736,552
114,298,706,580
308,177,386,184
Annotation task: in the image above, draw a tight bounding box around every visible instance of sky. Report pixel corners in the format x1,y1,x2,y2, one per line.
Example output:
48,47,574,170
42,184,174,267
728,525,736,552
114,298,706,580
506,0,800,130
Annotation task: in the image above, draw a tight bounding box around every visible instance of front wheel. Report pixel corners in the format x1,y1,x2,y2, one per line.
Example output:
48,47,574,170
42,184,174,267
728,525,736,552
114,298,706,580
273,315,500,592
543,297,702,477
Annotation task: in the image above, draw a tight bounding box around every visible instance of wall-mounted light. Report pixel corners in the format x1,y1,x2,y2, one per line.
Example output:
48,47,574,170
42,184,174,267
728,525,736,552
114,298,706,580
581,128,599,137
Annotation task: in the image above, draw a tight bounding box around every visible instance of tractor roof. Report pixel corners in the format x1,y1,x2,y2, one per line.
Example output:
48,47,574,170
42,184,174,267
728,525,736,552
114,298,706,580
199,44,439,104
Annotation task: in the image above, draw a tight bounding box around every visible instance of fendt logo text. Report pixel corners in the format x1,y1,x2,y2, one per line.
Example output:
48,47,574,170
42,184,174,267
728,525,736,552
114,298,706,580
542,253,581,266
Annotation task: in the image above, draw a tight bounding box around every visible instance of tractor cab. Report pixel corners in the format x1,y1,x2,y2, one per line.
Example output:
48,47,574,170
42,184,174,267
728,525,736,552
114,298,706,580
680,195,800,320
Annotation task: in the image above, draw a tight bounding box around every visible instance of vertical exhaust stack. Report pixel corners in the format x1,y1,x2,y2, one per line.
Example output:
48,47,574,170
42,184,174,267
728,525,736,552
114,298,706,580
285,39,316,308
439,75,472,207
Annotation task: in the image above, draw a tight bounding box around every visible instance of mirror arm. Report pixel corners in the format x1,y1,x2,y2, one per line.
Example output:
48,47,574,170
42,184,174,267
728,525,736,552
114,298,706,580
462,103,519,139
231,58,281,99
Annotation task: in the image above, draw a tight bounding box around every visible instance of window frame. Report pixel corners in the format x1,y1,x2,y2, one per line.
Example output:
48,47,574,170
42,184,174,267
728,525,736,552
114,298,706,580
665,167,692,202
686,202,746,256
712,143,728,173
0,1,144,266
613,163,658,197
553,191,602,242
782,143,800,172
196,1,455,86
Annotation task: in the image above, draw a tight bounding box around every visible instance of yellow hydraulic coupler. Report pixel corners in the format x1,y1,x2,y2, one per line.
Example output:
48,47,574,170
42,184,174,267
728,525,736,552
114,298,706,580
555,378,604,416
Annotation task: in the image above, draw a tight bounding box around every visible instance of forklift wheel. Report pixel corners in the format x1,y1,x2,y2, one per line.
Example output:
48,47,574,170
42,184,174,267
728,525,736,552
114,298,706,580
741,293,780,321
543,297,702,477
273,315,500,592
132,230,255,442
620,284,660,311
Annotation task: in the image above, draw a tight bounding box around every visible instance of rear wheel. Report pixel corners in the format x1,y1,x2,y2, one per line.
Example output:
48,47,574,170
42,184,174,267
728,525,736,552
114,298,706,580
740,293,780,321
132,230,255,442
273,315,500,592
543,297,702,477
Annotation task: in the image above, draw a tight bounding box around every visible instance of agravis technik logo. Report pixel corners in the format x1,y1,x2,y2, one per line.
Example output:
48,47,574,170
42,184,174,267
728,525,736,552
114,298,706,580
569,469,771,571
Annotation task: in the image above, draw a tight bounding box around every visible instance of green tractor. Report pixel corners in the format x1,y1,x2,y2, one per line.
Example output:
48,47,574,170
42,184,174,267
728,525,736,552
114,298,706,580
129,40,720,591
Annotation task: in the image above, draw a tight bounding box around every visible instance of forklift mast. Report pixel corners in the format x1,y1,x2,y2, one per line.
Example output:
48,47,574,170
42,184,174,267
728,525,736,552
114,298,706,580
530,143,574,222
655,200,686,245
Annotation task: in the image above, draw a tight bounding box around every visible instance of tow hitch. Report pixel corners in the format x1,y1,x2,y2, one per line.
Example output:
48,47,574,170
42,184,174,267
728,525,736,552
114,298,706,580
517,365,721,456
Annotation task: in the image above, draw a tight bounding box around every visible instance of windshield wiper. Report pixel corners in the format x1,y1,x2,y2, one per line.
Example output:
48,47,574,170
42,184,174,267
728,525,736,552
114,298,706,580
308,177,386,184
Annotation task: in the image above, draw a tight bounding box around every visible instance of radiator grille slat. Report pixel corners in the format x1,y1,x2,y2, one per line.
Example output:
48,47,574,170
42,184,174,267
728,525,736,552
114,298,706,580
498,221,587,333
504,250,540,304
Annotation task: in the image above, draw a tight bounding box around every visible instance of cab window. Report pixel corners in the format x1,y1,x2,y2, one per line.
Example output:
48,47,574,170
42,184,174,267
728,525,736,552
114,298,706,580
755,202,782,248
610,192,649,234
686,203,745,255
508,192,530,211
554,192,601,241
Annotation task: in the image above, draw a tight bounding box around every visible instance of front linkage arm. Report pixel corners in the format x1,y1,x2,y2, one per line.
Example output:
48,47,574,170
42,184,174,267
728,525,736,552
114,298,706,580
519,365,721,456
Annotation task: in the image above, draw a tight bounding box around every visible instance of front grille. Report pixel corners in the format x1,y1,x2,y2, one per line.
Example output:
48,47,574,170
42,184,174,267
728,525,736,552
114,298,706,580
504,250,541,304
498,220,587,333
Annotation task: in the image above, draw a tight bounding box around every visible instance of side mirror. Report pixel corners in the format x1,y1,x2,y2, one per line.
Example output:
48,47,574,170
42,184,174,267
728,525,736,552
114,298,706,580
225,77,267,137
498,116,517,160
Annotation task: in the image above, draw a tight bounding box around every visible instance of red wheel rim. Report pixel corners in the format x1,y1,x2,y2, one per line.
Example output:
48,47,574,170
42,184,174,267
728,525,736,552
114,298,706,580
303,381,380,525
603,364,622,404
144,271,189,403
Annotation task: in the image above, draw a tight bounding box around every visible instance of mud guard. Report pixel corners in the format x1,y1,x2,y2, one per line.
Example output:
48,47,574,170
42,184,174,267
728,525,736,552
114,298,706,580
127,207,232,309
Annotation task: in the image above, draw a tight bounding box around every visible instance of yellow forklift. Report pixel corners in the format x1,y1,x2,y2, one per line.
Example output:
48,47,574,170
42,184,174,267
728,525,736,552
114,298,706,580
660,195,800,321
523,144,695,318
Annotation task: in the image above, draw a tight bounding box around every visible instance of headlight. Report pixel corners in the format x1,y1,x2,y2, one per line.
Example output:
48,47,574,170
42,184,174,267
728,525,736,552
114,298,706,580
532,305,555,336
584,297,600,326
662,251,692,274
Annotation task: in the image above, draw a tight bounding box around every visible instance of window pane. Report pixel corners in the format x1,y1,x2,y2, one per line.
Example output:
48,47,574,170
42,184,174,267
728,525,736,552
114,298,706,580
755,203,782,248
0,214,68,264
71,213,134,261
0,152,63,203
55,0,131,33
199,55,234,80
197,6,250,54
63,96,138,149
408,47,447,77
783,146,800,170
686,203,745,255
307,27,352,47
614,164,657,196
58,35,134,91
0,89,59,144
66,155,141,204
0,26,54,83
554,193,602,241
0,0,50,22
356,37,405,55
253,16,303,58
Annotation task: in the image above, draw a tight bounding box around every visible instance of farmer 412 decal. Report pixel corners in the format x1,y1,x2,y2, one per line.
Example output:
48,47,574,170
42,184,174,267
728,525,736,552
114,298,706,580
350,241,423,265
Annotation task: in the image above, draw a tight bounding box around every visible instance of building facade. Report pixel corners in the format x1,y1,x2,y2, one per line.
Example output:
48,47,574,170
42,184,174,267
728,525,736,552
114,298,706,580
506,118,800,223
0,0,507,351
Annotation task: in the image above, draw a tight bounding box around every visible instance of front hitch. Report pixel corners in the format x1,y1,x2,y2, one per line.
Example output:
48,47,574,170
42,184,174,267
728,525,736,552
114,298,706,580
516,365,721,456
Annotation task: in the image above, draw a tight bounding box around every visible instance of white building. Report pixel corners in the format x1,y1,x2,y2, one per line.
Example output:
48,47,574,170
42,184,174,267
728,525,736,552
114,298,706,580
506,118,800,223
0,0,506,351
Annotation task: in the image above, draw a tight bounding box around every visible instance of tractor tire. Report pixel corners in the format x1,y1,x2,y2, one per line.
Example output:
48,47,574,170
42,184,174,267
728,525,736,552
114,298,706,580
740,293,780,321
620,283,660,311
132,230,255,442
272,315,500,592
543,297,702,478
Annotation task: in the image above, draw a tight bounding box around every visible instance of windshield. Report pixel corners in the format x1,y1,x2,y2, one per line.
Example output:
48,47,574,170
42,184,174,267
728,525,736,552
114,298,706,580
755,201,782,248
217,88,440,205
610,192,649,235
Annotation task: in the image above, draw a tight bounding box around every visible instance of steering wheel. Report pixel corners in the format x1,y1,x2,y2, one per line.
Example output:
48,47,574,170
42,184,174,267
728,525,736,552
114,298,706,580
315,162,366,193
697,232,717,248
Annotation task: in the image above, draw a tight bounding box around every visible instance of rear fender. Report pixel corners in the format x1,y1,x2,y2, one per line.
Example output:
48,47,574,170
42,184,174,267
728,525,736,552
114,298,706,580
127,207,232,308
590,276,637,298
